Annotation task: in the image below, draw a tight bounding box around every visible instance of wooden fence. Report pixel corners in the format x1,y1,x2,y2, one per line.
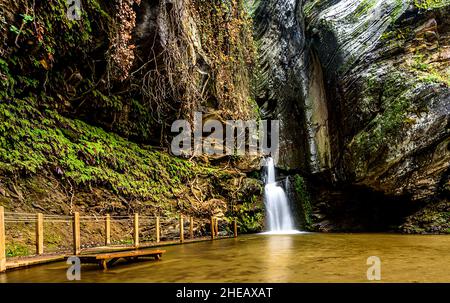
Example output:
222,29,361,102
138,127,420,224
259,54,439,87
0,206,238,272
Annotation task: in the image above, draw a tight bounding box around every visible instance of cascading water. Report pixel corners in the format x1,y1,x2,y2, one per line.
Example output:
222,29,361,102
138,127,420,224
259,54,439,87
263,158,301,234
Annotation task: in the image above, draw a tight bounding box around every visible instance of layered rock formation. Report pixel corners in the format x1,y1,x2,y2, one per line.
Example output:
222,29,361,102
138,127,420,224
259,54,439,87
306,0,449,200
253,0,449,232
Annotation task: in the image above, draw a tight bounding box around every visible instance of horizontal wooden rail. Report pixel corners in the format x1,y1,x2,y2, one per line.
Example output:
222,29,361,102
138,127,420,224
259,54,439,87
1,209,239,272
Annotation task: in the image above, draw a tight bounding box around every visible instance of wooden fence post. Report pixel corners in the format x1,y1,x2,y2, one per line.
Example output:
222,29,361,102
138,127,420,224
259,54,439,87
156,216,160,243
105,214,111,246
210,216,215,240
233,218,238,238
36,213,44,255
134,213,139,248
189,217,194,239
179,215,184,243
215,218,219,237
0,206,6,272
72,212,80,255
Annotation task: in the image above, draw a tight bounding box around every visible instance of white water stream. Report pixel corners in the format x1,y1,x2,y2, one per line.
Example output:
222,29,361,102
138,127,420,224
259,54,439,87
263,158,301,234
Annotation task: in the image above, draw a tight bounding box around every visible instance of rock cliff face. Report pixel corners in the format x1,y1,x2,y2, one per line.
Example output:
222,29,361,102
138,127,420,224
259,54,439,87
0,0,265,255
252,0,309,170
253,0,449,232
1,0,448,236
306,0,449,200
252,0,332,173
132,0,258,125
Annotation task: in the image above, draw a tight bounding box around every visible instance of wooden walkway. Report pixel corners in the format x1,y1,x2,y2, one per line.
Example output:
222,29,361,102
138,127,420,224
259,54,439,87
2,236,233,272
0,207,238,273
6,255,65,271
77,249,166,270
83,235,232,254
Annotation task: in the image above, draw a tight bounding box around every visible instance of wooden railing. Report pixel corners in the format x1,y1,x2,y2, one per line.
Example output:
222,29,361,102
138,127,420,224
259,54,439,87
0,206,238,272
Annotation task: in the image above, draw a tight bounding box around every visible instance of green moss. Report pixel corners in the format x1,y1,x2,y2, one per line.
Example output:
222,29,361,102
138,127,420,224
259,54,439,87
412,54,430,71
353,71,413,158
0,0,150,139
115,239,134,245
236,201,264,233
293,174,313,231
420,72,449,85
249,96,261,120
353,0,377,19
6,243,30,257
43,231,67,251
228,179,264,233
380,28,411,42
350,52,448,178
0,98,228,202
414,0,450,10
390,0,406,21
411,55,450,86
1,0,112,96
303,0,322,17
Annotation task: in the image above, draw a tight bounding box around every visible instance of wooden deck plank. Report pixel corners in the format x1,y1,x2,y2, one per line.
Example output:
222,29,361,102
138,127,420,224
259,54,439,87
75,249,166,270
82,249,166,260
6,255,65,270
81,235,232,255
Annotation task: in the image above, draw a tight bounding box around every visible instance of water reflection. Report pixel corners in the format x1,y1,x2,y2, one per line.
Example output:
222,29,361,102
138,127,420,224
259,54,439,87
264,235,294,282
1,234,450,282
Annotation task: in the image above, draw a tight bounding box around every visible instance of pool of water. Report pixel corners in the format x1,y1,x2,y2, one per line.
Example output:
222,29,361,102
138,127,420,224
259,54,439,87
1,233,450,282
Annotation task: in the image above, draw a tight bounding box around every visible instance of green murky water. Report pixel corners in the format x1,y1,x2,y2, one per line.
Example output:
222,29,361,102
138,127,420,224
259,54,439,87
1,233,450,283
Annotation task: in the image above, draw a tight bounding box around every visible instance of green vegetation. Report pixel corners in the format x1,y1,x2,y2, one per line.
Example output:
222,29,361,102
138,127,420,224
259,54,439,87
411,54,450,86
390,0,407,22
353,0,377,19
6,243,30,257
1,0,258,143
44,232,66,251
303,0,323,17
1,0,111,97
0,97,263,231
115,239,134,245
0,0,263,237
236,201,264,233
193,0,257,120
0,0,163,142
350,53,448,173
380,27,412,42
293,175,313,231
402,205,450,234
414,0,450,9
412,54,430,71
0,98,230,202
230,179,264,233
353,71,413,158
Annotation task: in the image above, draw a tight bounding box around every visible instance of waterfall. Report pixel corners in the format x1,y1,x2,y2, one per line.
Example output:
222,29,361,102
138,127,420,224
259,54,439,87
263,158,300,234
